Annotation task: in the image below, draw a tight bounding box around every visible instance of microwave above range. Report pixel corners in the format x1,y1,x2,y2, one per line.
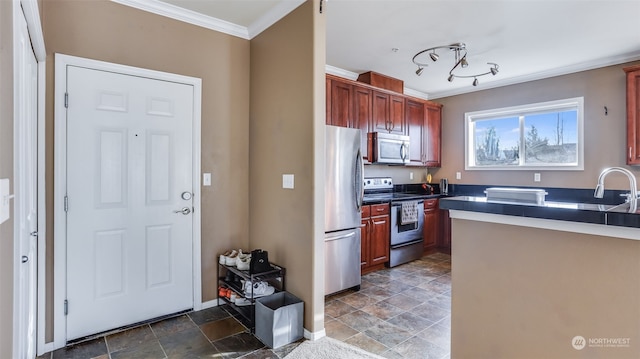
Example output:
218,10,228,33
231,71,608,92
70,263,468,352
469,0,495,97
368,132,410,165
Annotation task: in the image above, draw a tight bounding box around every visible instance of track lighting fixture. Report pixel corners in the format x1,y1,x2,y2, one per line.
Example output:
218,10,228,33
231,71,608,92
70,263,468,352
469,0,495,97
412,43,499,86
429,51,439,62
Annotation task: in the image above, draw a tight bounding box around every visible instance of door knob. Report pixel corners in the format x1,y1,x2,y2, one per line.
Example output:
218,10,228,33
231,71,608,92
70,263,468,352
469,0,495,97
21,256,28,263
173,207,191,215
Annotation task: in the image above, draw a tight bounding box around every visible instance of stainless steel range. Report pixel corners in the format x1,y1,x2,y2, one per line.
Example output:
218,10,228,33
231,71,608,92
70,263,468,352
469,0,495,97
364,177,424,267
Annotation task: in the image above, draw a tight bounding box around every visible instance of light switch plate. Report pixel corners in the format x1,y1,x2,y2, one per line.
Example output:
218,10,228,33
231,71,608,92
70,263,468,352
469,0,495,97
282,174,294,189
203,173,212,186
0,178,10,224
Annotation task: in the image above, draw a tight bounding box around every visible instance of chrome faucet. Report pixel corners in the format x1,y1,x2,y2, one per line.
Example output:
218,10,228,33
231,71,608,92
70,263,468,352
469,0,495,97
594,167,638,212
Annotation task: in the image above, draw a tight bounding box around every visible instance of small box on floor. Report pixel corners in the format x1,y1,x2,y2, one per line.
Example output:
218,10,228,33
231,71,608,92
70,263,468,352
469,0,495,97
255,291,304,348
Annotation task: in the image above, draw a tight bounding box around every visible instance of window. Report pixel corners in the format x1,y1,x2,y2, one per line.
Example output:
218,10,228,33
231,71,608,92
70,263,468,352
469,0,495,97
465,97,584,170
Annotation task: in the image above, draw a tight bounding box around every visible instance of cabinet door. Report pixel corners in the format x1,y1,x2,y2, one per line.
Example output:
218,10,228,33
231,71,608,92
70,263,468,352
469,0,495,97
405,99,426,165
360,219,370,270
626,67,640,165
370,214,390,266
389,95,405,135
353,84,372,161
439,209,451,252
425,104,442,167
329,80,352,127
372,90,391,132
423,199,439,249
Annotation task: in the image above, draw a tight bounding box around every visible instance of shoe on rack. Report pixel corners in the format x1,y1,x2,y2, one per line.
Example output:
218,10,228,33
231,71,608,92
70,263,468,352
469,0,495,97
236,253,251,270
245,281,275,298
224,250,239,266
235,297,252,306
219,250,232,265
220,250,237,266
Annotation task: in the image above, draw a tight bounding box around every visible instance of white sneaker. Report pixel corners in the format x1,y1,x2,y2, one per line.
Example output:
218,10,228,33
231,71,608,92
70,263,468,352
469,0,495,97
245,281,275,298
236,253,251,270
224,250,239,266
235,297,252,306
219,250,233,265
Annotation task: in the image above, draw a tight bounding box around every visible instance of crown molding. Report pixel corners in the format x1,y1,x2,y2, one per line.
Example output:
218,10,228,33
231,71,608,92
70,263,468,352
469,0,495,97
428,52,640,99
325,65,358,80
111,0,250,39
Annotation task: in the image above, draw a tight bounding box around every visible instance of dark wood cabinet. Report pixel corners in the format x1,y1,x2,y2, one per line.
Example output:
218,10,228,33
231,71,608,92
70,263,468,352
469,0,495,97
353,84,373,161
438,208,451,254
361,203,390,274
405,98,442,167
405,99,426,165
326,73,442,166
423,199,439,250
424,103,442,167
625,65,640,165
327,79,352,127
372,91,405,135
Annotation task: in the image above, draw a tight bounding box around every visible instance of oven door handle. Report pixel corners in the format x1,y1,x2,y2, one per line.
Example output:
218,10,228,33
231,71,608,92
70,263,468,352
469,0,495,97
391,238,424,249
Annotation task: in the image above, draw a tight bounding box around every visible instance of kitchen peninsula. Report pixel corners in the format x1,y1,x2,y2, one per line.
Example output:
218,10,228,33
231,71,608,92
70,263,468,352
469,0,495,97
440,195,640,359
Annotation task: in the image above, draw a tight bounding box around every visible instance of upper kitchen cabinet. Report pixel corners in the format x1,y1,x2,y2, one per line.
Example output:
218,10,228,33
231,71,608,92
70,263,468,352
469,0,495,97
325,72,442,166
372,91,405,135
327,78,353,127
625,65,640,165
405,98,426,165
326,76,373,161
405,98,442,167
352,84,373,161
424,102,442,167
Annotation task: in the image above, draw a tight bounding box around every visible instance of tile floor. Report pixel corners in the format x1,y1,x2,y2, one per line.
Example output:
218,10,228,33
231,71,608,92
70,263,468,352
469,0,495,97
38,252,450,359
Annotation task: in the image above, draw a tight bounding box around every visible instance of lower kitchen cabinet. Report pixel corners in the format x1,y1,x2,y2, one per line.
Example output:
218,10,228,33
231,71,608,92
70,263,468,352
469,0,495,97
361,203,390,274
423,198,439,251
438,208,452,254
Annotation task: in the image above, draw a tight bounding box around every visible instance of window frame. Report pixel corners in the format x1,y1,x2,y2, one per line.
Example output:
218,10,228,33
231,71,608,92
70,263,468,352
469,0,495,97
464,97,584,171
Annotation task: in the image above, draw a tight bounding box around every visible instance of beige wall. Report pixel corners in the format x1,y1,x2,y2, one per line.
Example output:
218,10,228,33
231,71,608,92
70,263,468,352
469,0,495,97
249,0,325,332
433,61,640,190
0,0,15,354
41,0,250,340
451,218,640,358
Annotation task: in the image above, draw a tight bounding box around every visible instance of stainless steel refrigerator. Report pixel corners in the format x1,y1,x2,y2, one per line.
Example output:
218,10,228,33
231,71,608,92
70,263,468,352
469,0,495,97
325,125,363,295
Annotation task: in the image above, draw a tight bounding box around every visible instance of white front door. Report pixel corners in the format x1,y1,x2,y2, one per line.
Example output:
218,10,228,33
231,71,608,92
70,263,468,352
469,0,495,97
65,66,194,340
14,7,38,359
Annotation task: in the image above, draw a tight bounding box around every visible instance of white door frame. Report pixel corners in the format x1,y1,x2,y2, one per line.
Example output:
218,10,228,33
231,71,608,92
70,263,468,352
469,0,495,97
13,0,46,357
53,54,202,350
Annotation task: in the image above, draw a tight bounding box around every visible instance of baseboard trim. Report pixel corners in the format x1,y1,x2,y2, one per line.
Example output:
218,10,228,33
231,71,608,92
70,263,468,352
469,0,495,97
304,328,326,341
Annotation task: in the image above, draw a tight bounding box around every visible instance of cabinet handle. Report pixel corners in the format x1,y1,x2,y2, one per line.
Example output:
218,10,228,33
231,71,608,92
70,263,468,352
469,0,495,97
630,147,633,161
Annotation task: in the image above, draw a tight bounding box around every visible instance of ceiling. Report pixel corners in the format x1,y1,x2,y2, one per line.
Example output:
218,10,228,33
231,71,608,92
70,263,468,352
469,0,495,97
118,0,640,99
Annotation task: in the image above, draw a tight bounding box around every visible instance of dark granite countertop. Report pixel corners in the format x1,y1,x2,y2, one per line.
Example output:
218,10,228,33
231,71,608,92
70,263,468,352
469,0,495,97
439,184,640,229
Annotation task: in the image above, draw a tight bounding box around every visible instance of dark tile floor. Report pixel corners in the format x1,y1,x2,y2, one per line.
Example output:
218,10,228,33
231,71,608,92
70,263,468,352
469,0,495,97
38,252,450,359
325,252,451,359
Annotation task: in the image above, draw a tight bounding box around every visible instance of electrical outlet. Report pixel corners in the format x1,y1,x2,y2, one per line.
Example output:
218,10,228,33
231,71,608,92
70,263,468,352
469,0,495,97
456,172,461,180
534,173,541,182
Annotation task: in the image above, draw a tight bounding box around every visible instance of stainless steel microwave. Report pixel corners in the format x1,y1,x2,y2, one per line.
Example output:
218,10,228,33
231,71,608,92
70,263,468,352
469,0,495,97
368,132,410,165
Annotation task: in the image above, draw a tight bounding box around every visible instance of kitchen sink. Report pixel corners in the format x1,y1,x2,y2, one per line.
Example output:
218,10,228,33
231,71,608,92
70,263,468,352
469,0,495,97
485,187,548,205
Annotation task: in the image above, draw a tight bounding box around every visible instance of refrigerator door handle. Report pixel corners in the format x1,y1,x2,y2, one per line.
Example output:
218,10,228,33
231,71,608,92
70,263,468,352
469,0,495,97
355,149,364,211
325,231,356,242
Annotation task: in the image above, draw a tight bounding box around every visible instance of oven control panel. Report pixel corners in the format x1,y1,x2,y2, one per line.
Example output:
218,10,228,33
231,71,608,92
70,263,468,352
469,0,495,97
364,177,393,191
